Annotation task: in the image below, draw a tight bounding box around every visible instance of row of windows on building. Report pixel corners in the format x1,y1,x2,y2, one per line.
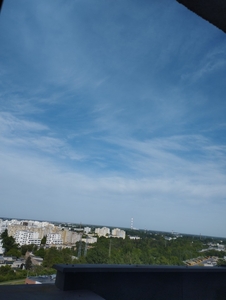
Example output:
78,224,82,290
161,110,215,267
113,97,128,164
14,231,63,246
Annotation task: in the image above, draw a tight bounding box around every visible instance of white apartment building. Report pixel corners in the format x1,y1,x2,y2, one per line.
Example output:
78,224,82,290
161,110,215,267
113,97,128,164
112,228,126,239
14,231,41,246
0,239,4,254
0,219,8,234
84,227,91,234
95,227,110,237
46,233,63,245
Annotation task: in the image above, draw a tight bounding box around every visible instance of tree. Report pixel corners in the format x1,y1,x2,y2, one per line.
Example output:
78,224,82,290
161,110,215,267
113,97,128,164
0,230,8,240
0,265,12,276
42,247,74,268
25,256,32,270
34,247,46,259
41,235,47,245
20,244,37,256
217,259,226,267
0,229,19,254
6,248,21,258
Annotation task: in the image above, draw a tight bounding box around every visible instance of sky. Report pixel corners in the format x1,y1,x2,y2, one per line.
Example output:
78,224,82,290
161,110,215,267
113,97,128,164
0,0,226,237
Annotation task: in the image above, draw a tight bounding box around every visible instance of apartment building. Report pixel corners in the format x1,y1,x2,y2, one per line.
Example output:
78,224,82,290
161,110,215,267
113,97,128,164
14,231,41,246
95,227,110,237
112,228,126,239
46,233,63,245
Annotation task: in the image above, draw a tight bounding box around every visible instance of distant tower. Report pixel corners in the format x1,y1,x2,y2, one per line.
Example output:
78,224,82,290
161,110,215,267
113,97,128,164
78,234,82,258
131,218,134,230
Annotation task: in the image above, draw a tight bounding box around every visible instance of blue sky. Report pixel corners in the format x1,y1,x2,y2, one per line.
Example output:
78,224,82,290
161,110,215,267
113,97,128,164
0,0,226,237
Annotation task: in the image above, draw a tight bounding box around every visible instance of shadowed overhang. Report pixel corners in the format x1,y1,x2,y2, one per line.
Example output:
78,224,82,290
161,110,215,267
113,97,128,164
177,0,226,33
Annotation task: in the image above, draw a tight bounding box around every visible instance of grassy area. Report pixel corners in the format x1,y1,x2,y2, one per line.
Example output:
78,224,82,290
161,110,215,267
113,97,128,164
0,278,26,285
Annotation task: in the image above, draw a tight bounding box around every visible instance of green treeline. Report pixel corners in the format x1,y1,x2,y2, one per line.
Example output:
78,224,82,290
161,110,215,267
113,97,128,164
77,235,205,265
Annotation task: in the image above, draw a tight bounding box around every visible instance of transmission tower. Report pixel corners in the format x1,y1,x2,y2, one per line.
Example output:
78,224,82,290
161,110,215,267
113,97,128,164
131,217,134,230
84,237,88,257
108,239,112,258
78,235,82,258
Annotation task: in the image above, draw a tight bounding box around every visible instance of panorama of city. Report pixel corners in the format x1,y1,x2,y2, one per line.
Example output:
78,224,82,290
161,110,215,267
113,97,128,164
0,217,226,285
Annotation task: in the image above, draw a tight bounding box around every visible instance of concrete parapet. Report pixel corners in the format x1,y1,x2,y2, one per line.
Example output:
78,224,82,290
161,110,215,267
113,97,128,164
54,264,226,300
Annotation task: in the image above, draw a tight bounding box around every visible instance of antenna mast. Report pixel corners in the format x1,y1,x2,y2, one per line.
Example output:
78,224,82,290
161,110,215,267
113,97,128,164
131,217,134,230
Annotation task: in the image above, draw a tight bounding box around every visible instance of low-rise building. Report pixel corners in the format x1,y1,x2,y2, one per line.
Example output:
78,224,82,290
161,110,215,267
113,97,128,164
11,259,25,269
82,237,97,244
129,236,140,240
31,256,43,266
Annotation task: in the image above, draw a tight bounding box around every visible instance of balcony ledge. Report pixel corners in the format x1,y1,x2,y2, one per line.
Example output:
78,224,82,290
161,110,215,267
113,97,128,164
53,264,226,300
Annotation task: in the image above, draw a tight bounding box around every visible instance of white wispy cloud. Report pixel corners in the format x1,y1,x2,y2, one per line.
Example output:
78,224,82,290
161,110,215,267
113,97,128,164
181,46,226,82
0,112,48,133
0,112,84,161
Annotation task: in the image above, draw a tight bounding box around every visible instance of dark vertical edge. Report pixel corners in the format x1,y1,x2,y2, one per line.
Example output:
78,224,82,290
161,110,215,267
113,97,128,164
55,270,66,291
0,0,4,12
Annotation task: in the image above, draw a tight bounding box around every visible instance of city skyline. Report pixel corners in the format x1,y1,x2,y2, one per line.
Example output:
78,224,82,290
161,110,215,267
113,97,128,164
0,1,226,237
1,216,226,239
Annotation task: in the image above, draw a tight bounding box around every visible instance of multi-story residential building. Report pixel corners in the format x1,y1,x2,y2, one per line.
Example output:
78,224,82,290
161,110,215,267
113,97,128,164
84,227,91,234
46,233,63,245
8,222,58,240
112,228,126,239
71,232,81,244
15,231,28,245
61,229,81,245
14,231,41,246
0,219,8,234
61,229,72,245
95,227,110,237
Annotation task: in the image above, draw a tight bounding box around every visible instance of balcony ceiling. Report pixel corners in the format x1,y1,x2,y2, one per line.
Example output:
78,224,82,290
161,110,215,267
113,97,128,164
177,0,226,33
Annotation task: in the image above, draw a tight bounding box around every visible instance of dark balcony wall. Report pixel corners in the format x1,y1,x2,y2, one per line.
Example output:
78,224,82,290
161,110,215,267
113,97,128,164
54,265,226,300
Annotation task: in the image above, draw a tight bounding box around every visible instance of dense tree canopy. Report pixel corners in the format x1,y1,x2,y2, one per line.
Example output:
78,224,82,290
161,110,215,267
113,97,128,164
0,229,19,255
79,235,207,266
43,248,75,268
25,256,32,270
